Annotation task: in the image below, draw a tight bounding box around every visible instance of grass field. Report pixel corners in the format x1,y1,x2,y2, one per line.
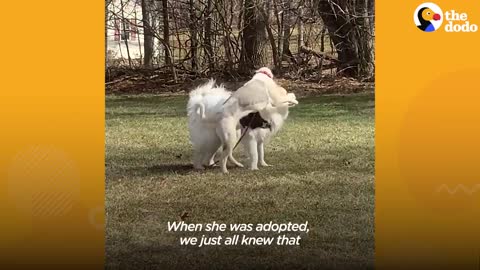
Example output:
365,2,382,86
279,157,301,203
106,91,375,269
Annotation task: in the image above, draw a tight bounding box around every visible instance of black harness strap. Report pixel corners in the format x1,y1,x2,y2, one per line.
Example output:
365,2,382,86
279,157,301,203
222,94,233,105
233,114,255,150
239,112,271,130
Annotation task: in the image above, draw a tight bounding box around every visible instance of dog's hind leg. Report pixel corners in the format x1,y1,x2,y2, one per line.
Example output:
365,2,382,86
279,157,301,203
219,144,231,173
201,152,214,167
219,144,243,173
202,135,221,167
193,136,210,170
258,141,270,167
209,147,222,166
228,153,244,168
203,146,221,167
193,148,206,170
228,128,244,168
225,130,244,168
217,121,235,174
208,153,216,166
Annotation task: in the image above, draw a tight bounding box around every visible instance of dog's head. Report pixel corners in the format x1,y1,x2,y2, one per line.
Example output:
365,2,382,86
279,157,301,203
286,93,298,107
255,67,274,79
270,86,298,107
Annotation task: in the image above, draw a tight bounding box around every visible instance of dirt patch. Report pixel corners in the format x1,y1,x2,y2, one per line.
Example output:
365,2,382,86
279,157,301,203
105,68,374,97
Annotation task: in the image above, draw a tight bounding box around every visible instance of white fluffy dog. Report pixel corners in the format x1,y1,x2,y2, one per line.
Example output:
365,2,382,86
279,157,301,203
216,67,297,173
187,68,298,172
240,87,297,170
187,80,243,170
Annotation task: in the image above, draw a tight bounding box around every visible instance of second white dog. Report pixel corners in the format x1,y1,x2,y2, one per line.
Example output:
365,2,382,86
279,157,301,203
239,88,297,170
187,78,298,171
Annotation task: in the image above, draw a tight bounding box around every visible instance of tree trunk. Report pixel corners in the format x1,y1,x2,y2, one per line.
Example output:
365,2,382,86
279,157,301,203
297,5,304,49
189,0,198,72
160,0,176,82
318,26,326,77
239,0,264,74
366,0,375,79
204,0,215,71
317,0,358,77
259,3,279,69
316,0,375,78
105,0,110,70
141,0,154,68
162,0,172,66
281,0,294,65
351,0,374,78
282,1,291,55
119,0,133,68
273,0,283,60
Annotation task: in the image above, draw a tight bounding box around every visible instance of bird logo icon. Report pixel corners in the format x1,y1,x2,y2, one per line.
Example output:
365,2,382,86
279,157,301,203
414,3,443,32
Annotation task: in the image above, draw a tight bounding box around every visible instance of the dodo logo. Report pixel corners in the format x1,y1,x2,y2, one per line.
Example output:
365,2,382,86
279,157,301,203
414,2,478,32
414,3,443,32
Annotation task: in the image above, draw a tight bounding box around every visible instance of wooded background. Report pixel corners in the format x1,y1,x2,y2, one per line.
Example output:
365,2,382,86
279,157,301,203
106,0,374,81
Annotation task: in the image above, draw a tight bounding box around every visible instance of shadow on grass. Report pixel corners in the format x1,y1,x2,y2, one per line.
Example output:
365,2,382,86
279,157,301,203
107,243,374,270
106,144,373,180
147,164,193,175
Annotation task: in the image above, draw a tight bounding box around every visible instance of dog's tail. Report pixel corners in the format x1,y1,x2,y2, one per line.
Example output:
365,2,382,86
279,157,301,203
187,80,216,120
187,96,204,120
195,102,206,119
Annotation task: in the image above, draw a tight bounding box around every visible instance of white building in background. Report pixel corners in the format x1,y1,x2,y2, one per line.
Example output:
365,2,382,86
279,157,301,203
107,0,145,61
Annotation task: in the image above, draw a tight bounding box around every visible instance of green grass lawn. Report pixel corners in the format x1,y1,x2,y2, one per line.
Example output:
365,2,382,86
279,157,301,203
106,92,375,269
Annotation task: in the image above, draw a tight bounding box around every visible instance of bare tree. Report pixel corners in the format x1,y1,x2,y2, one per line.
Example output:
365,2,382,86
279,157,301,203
162,0,172,66
281,0,293,61
189,0,199,72
297,3,304,49
105,0,112,69
106,0,374,80
316,0,374,78
141,0,154,67
119,0,133,68
204,0,215,71
240,0,265,73
259,2,280,69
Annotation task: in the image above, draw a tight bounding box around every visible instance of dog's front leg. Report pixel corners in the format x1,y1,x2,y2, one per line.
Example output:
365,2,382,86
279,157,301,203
245,136,259,170
228,154,244,168
258,141,270,167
